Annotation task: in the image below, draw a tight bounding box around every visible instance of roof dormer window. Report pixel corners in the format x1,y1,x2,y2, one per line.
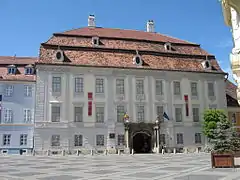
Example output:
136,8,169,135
25,65,34,75
92,37,99,46
8,65,16,75
164,43,172,51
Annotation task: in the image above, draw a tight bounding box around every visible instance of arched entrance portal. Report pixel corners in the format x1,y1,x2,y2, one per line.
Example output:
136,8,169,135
132,132,152,153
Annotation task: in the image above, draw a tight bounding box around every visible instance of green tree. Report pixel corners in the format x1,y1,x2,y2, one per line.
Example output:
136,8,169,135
203,109,227,139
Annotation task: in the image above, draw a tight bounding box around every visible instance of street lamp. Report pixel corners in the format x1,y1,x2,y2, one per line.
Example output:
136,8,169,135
154,115,161,153
123,112,130,152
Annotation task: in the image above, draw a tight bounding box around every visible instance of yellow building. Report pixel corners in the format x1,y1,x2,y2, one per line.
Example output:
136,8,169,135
226,80,240,132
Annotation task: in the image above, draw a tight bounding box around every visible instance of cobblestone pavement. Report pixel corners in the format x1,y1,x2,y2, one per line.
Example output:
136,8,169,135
0,153,240,180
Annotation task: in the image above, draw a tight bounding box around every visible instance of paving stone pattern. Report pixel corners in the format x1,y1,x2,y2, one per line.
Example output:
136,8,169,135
0,153,240,180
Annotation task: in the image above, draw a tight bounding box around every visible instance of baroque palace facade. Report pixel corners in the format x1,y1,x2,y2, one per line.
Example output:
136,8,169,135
33,15,228,154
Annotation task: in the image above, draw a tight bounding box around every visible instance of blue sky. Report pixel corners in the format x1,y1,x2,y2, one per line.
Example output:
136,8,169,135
0,0,234,82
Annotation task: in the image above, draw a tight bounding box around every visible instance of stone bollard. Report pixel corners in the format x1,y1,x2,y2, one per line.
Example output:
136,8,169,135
118,149,121,155
196,147,199,153
91,149,93,156
173,148,176,154
161,149,165,154
104,149,107,155
62,150,65,156
47,150,51,156
76,150,80,156
131,149,134,155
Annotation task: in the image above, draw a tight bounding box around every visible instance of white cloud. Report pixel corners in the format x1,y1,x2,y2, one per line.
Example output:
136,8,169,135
216,39,233,48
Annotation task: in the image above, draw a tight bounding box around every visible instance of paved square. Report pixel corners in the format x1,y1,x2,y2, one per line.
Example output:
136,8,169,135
0,153,240,180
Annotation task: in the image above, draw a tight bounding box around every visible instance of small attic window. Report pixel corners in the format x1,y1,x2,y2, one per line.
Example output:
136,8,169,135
8,65,16,74
25,65,34,75
164,43,172,51
92,37,99,46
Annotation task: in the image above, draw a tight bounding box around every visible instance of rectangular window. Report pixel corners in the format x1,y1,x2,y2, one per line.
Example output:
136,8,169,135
117,105,125,122
175,107,182,122
51,106,60,122
173,81,181,95
95,78,104,93
24,109,32,123
5,85,13,97
191,82,198,97
160,134,166,145
74,135,83,146
96,135,104,146
96,106,104,123
116,79,125,95
192,107,200,122
155,80,163,95
195,133,202,144
20,134,27,146
51,135,60,147
75,77,84,93
137,105,145,122
4,109,13,123
52,77,61,93
3,134,11,146
177,133,183,144
24,85,32,97
136,79,144,95
208,82,215,97
156,106,164,121
117,134,125,146
74,106,83,122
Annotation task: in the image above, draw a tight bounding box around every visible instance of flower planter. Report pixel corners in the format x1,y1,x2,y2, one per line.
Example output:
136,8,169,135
211,153,234,168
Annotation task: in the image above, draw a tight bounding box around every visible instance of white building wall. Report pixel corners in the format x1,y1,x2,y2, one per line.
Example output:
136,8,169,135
34,65,227,152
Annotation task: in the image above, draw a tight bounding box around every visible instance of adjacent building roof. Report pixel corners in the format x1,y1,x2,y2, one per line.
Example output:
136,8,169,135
0,56,37,82
226,80,239,107
38,27,225,74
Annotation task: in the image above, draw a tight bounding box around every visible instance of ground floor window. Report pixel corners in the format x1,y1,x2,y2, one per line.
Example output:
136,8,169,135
117,134,124,145
74,135,83,146
20,134,27,146
160,134,166,145
3,134,11,146
96,135,104,146
195,133,201,144
176,133,183,144
51,135,60,147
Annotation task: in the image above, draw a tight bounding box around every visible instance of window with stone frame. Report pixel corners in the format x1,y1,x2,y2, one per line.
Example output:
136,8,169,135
117,105,125,122
175,107,182,122
176,133,183,144
24,109,32,123
3,134,11,146
5,85,13,97
195,133,202,144
116,79,125,95
207,82,215,97
51,135,60,147
137,105,145,122
24,85,32,97
51,106,60,122
4,109,13,123
75,77,84,93
190,82,198,97
20,134,27,146
173,81,181,95
136,79,144,95
192,107,200,122
96,135,104,146
155,80,163,95
95,78,104,93
117,134,125,146
160,134,166,145
74,135,83,147
74,106,83,122
52,77,61,94
96,106,104,123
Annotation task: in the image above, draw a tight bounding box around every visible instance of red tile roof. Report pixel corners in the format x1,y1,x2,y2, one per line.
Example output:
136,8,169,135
0,56,37,82
38,27,224,74
226,80,239,107
57,27,197,45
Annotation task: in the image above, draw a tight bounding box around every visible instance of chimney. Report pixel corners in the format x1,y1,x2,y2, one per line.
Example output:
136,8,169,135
147,20,154,32
88,15,95,27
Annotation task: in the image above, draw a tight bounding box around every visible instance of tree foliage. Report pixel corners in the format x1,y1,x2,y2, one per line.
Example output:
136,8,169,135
203,109,240,153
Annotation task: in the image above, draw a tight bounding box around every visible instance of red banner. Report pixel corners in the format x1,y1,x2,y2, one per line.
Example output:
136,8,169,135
88,101,92,116
184,95,189,117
